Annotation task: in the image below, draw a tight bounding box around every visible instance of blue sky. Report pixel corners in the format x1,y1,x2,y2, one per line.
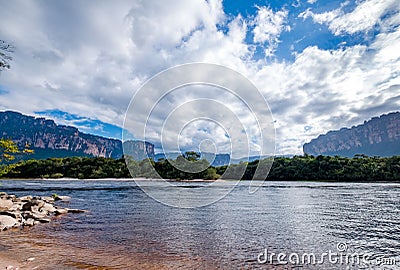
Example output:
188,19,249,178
35,109,125,139
0,0,399,155
223,0,381,61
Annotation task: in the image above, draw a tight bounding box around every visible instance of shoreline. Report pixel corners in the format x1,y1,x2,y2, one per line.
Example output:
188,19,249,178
0,253,20,270
0,251,38,270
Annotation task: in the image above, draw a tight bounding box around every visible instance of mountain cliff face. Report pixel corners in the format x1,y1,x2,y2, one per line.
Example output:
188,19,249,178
154,152,231,166
123,140,154,161
0,111,154,160
303,112,400,157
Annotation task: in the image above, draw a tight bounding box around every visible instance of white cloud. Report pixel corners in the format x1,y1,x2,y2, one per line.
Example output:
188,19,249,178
252,6,290,56
299,8,341,24
299,0,400,35
253,34,400,153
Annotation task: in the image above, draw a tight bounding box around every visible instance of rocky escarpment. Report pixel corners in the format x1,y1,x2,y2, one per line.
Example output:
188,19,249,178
303,112,400,157
0,192,85,231
0,111,122,159
123,140,155,160
0,111,154,161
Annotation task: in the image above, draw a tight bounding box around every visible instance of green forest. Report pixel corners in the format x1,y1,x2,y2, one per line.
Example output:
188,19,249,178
1,152,400,181
1,138,400,181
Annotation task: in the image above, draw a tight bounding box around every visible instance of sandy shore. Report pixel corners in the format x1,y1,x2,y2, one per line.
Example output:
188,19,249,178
0,253,38,270
0,254,20,270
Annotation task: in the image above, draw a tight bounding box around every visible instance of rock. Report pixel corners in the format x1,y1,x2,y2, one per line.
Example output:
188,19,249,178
26,257,35,262
58,196,71,202
24,218,35,227
36,200,45,208
21,201,33,212
8,202,23,211
41,196,55,203
0,211,19,219
23,211,47,220
19,196,33,202
54,208,68,215
0,193,85,232
0,215,18,231
0,194,17,201
37,218,51,223
31,205,41,213
41,203,56,213
67,208,87,213
0,199,13,211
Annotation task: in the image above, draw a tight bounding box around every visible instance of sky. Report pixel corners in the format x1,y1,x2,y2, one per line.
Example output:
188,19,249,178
0,0,399,156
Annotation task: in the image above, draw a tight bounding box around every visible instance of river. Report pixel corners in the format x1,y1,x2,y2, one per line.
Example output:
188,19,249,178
0,180,399,269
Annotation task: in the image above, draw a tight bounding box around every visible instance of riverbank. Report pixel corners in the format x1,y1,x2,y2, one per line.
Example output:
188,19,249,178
0,254,19,270
0,252,30,270
0,252,39,270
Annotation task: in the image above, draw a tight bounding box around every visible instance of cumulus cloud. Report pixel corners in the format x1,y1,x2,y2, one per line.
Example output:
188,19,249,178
252,6,290,56
299,0,400,35
298,8,341,25
255,37,400,153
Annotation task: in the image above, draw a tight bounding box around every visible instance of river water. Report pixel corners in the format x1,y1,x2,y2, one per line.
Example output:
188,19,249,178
0,180,399,269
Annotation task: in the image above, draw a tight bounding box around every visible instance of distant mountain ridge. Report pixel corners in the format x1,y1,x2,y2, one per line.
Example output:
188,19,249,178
0,111,154,161
154,152,231,166
1,110,282,164
154,152,271,166
303,112,400,157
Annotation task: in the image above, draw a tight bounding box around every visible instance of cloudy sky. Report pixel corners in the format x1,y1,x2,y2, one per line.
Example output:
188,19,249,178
0,0,399,155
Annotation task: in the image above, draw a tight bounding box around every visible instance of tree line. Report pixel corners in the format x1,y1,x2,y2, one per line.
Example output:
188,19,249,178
219,154,400,181
1,152,400,181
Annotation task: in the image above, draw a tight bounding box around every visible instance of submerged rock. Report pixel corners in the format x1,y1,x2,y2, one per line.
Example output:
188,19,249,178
37,218,51,223
66,208,87,214
54,208,68,215
0,192,86,231
52,194,71,202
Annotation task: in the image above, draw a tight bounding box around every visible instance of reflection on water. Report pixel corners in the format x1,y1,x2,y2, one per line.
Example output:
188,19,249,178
0,180,399,269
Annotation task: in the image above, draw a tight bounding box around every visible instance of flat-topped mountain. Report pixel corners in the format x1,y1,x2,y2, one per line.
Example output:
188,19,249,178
0,111,154,160
303,112,400,157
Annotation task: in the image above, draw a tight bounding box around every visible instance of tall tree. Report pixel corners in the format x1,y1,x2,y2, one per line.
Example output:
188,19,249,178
0,138,34,163
0,138,19,162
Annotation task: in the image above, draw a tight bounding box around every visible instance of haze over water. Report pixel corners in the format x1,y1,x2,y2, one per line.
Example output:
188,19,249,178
0,180,399,269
